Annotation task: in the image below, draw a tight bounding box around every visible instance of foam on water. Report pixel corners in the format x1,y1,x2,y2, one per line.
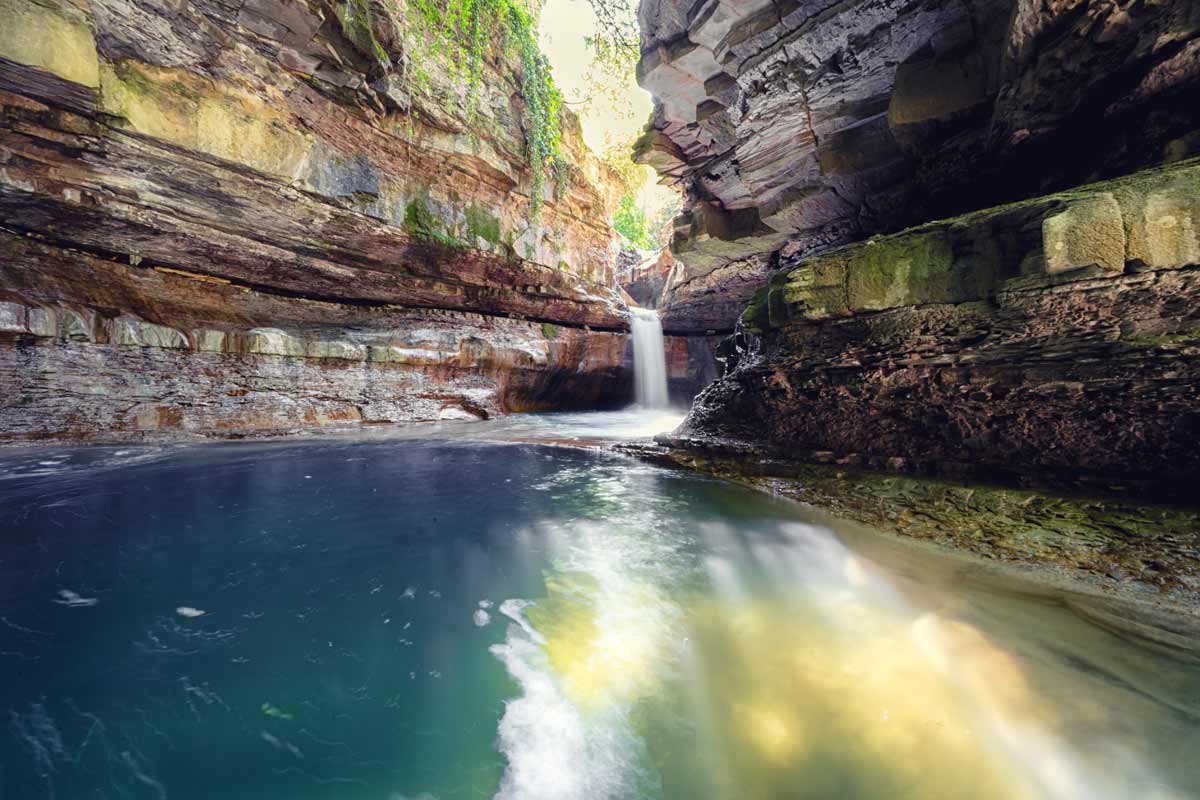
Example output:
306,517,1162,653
489,516,692,800
490,601,654,800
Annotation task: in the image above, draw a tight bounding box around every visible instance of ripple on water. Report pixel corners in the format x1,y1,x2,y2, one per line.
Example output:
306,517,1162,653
0,431,1196,800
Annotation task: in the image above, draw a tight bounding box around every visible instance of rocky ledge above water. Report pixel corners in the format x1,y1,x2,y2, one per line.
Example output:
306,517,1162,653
621,438,1200,621
671,159,1200,501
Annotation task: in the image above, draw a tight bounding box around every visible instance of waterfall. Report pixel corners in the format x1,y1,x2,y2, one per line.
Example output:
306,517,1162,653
629,307,670,409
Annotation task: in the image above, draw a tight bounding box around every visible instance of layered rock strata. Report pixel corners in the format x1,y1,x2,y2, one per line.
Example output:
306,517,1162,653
670,159,1200,500
0,0,648,439
0,229,632,438
636,0,1200,331
664,332,721,403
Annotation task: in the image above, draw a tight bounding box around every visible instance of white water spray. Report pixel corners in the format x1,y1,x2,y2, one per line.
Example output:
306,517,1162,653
629,307,669,409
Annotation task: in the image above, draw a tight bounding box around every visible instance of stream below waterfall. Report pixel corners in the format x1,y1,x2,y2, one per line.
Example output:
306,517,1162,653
0,412,1197,800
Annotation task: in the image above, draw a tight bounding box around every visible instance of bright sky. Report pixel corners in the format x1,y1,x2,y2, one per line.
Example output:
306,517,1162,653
538,0,677,217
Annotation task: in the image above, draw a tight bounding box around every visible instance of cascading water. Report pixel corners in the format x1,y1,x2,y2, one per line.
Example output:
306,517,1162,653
629,307,670,409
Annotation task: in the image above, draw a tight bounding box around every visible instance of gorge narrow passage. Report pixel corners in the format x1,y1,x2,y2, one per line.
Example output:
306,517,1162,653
1,0,1197,797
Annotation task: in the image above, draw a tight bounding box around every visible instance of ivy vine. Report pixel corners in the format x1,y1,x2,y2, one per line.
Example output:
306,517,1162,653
384,0,564,219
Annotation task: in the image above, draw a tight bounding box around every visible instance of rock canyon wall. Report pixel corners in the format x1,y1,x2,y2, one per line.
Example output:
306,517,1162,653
637,0,1200,500
673,160,1200,498
637,0,1200,333
0,0,655,439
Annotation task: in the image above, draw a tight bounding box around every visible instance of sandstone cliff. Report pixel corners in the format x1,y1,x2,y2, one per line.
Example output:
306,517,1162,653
0,0,641,438
634,0,1200,503
637,0,1200,332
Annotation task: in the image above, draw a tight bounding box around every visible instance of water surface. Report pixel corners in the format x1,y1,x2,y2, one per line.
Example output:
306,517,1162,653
1,414,1197,799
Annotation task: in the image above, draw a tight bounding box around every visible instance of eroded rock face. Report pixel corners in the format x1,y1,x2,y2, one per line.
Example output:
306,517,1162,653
0,0,645,438
637,0,1200,330
673,160,1200,499
0,230,634,439
664,332,722,403
618,247,674,309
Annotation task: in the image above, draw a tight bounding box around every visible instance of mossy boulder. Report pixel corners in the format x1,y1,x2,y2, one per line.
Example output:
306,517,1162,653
1042,194,1125,273
747,159,1200,332
847,231,955,311
781,249,852,321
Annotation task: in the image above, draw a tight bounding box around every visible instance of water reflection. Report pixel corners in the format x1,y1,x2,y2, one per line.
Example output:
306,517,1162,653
465,409,687,448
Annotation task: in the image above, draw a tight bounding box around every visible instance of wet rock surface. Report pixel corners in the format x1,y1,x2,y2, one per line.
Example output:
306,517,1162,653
618,247,674,310
673,160,1200,500
621,439,1200,616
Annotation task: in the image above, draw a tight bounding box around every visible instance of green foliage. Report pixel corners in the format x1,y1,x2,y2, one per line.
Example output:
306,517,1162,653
540,321,560,340
612,192,655,250
649,192,682,239
516,21,563,219
599,138,645,194
397,0,563,219
580,0,640,110
602,133,682,248
582,0,638,69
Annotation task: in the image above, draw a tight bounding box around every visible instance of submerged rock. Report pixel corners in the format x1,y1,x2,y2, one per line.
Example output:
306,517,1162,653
621,439,1200,615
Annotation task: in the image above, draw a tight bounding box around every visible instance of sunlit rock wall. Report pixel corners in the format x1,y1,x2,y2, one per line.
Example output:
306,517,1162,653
0,0,637,439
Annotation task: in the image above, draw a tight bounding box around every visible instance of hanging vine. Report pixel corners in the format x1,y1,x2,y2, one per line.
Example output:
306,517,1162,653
390,0,564,218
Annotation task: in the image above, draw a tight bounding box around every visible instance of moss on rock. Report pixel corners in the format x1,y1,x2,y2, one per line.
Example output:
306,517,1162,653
848,231,955,310
751,159,1200,332
403,197,470,251
465,204,502,246
336,0,390,66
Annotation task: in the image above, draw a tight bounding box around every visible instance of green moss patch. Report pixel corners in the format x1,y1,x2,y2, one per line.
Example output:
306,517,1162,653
464,204,502,245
